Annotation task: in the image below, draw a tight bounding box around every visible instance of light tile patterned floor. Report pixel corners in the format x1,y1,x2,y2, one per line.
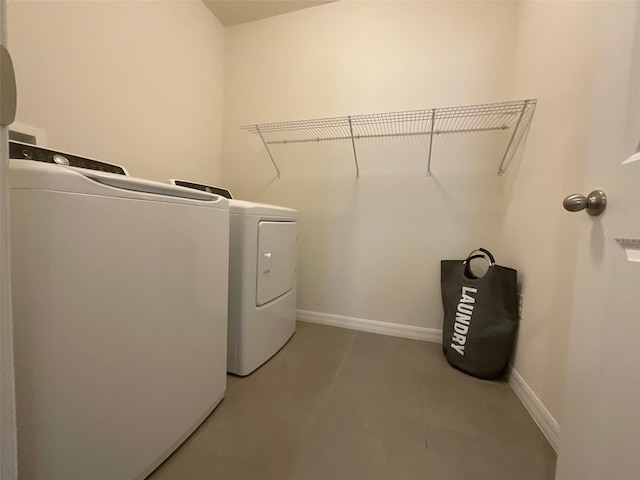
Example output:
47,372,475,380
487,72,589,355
148,321,556,480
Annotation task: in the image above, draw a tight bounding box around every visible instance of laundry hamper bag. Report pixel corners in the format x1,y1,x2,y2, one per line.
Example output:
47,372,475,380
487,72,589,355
440,248,518,379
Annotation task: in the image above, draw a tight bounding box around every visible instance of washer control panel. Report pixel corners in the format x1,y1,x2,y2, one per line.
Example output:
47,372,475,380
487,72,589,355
173,180,233,199
9,141,127,175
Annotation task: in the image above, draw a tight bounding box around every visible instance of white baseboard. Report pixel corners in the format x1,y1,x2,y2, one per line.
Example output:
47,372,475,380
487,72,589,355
508,366,560,453
296,309,442,343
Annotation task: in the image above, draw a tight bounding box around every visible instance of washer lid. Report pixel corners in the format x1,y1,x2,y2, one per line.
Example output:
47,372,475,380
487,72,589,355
229,199,297,218
9,160,229,207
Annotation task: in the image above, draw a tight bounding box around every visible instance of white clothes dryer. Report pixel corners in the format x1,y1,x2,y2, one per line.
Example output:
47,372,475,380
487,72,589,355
10,142,230,480
171,180,298,376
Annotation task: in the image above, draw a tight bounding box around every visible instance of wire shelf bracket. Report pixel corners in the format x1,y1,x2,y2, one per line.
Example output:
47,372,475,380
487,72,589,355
254,124,281,178
241,99,537,178
347,116,360,178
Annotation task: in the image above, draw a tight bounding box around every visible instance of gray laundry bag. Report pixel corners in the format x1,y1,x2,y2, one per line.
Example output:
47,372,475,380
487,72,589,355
440,248,519,379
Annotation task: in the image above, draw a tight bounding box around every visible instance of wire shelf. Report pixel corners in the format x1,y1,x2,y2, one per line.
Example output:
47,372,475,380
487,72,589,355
241,99,536,177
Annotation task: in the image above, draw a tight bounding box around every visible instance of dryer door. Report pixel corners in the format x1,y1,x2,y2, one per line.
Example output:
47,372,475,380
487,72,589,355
256,221,297,306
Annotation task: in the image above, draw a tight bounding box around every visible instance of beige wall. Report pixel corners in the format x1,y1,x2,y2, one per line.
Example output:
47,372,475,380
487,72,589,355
7,0,224,183
5,0,619,439
222,0,622,430
223,0,518,328
498,1,607,425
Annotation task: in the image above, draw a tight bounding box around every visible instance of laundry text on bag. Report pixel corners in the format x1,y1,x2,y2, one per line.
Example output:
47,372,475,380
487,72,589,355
450,286,477,356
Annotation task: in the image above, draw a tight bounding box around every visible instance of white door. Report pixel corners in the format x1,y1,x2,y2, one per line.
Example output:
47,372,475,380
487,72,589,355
557,5,640,480
0,0,18,477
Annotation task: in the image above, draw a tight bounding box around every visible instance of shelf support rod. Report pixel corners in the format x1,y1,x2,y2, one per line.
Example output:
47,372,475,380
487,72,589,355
348,116,360,178
255,124,281,179
498,100,529,176
427,109,436,176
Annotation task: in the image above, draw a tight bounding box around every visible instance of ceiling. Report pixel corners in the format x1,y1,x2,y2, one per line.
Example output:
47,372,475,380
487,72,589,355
202,0,336,27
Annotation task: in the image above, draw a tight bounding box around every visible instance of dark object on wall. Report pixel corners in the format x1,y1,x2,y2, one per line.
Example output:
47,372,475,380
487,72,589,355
1,45,17,126
441,248,518,379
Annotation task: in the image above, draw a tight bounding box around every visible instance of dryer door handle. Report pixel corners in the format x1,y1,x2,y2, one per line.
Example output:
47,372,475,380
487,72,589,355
262,252,272,274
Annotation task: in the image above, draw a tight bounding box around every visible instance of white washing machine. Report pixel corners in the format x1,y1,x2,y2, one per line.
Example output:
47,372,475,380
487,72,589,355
171,180,298,376
9,142,230,480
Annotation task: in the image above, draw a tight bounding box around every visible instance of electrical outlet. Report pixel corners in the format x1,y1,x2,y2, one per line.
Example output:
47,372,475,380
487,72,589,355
518,294,524,320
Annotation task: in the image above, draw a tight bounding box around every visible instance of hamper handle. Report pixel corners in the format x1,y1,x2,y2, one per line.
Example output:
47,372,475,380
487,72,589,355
463,248,496,266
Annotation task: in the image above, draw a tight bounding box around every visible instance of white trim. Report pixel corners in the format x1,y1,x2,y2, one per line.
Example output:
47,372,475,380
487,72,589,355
1,1,19,476
296,309,442,343
507,366,560,453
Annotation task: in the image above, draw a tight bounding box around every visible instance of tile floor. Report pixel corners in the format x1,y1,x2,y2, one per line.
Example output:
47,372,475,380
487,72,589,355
148,321,556,480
